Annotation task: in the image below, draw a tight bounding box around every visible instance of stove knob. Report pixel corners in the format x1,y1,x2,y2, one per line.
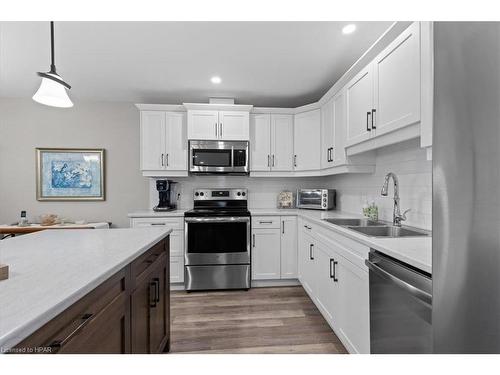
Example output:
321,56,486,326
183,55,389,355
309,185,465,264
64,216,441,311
195,192,199,197
242,192,246,197
200,192,204,197
237,192,241,196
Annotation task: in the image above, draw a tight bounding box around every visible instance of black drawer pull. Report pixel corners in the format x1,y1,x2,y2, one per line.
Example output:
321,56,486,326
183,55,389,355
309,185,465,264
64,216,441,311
366,111,372,131
48,313,94,353
150,281,157,308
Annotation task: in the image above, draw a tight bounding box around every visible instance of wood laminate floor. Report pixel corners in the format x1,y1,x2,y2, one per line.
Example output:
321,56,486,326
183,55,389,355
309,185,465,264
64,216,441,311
170,286,348,354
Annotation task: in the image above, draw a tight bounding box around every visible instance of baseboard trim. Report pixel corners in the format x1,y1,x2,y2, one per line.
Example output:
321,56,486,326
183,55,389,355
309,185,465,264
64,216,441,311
251,279,300,287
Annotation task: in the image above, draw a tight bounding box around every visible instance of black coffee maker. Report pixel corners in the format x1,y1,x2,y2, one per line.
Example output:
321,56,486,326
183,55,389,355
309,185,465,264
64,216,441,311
153,180,178,212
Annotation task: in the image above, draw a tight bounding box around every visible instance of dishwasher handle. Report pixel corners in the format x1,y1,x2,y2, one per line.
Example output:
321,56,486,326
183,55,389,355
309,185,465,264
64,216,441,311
365,259,432,305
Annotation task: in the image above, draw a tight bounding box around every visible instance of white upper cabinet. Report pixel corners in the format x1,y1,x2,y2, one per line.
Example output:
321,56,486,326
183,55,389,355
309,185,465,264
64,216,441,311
187,110,219,140
271,114,294,171
332,90,347,166
165,112,188,170
188,109,249,140
250,113,294,172
294,109,321,171
218,111,250,140
373,21,421,137
345,65,374,147
250,114,272,171
345,22,422,150
141,111,166,171
140,111,187,174
321,97,335,169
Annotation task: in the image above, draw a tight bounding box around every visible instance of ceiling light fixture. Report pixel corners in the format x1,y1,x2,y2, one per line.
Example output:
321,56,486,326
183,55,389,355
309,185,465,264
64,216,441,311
342,24,357,35
33,21,73,108
211,76,222,84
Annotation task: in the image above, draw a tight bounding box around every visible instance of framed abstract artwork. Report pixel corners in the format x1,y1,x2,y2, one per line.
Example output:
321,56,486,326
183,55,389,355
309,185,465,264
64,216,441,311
36,148,105,201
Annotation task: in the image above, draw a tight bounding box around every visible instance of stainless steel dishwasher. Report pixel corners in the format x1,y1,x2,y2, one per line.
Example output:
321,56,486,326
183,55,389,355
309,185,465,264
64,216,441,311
365,250,432,353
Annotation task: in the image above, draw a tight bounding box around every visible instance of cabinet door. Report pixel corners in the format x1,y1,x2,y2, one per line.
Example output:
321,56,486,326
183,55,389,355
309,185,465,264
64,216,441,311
373,22,420,137
313,245,339,327
298,229,316,296
170,256,184,283
165,112,187,171
150,260,169,353
280,216,297,278
251,228,281,280
337,255,370,354
219,111,250,140
293,109,321,171
130,274,154,353
332,90,347,166
346,65,374,146
250,114,271,171
140,111,165,170
187,110,219,140
321,98,335,169
271,114,294,171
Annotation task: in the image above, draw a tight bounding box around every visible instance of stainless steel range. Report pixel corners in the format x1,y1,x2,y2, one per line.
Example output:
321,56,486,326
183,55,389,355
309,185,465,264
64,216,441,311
184,188,251,291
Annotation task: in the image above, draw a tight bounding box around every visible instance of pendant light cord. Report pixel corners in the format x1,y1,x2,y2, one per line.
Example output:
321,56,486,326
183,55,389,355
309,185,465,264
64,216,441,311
50,21,56,73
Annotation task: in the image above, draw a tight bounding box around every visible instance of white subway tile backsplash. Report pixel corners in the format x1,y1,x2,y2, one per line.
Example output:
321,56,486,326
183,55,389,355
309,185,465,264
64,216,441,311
149,138,432,230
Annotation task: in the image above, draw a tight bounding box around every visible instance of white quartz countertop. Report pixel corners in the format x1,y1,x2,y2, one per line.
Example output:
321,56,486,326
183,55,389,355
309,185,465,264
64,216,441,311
252,208,432,274
0,228,172,351
128,207,432,273
128,209,187,218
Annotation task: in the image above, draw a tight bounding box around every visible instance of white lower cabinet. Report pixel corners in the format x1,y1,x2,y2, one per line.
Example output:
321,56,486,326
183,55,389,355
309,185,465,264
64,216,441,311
280,216,297,278
252,228,281,280
252,215,297,280
298,218,370,353
130,217,185,284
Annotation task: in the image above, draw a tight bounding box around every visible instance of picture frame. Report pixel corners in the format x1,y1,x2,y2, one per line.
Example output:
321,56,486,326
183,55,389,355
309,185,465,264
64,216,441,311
36,148,105,201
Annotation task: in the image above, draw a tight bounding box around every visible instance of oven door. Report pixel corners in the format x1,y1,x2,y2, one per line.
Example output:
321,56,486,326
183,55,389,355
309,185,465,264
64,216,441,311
297,189,323,209
184,217,251,265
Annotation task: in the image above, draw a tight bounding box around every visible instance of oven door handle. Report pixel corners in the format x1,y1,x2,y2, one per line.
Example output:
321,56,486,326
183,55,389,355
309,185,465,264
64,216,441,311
365,259,432,305
185,217,250,223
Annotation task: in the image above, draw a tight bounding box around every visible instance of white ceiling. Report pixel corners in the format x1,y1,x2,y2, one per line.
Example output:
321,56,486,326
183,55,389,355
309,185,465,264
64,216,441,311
0,21,392,107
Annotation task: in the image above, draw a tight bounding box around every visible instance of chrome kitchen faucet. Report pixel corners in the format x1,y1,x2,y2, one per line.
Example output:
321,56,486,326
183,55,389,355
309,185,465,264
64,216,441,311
381,172,410,227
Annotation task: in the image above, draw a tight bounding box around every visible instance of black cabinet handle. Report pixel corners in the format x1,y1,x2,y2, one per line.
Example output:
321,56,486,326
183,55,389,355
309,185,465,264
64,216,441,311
149,281,157,308
272,154,275,167
330,258,334,279
253,234,256,248
333,260,338,282
309,244,314,260
366,112,372,132
294,155,297,167
282,220,285,234
371,109,376,129
154,277,160,303
48,313,94,353
267,155,270,167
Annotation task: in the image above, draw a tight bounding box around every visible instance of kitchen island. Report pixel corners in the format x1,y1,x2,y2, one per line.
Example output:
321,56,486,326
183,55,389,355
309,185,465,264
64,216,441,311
0,228,171,354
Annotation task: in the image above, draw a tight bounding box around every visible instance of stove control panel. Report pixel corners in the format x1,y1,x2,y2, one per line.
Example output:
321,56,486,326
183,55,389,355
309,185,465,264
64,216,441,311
193,188,247,201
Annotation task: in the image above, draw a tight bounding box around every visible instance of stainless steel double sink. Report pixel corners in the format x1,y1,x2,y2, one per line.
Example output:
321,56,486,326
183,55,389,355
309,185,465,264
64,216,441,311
322,218,430,238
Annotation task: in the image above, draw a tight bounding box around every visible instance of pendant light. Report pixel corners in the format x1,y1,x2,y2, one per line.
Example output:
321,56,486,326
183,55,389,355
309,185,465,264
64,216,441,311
33,21,73,108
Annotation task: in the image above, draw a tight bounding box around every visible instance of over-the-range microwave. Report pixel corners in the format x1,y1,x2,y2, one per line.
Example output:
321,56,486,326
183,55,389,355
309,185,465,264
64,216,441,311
296,189,336,210
189,140,249,175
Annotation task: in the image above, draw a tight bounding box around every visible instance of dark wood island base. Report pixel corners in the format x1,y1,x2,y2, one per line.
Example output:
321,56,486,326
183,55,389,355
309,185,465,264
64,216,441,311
12,237,170,354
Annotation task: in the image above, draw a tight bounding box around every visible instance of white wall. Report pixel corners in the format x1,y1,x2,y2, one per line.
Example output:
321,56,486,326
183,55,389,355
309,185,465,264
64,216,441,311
324,138,432,230
0,98,149,227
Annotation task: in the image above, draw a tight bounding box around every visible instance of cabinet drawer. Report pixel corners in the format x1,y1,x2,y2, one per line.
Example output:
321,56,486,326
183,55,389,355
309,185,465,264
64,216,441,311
130,238,169,287
252,216,281,229
170,256,184,284
131,217,183,231
15,268,129,353
169,230,184,257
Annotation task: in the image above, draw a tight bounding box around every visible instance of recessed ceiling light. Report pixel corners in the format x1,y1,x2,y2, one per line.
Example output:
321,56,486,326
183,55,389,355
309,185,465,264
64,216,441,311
342,24,356,35
211,76,222,84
